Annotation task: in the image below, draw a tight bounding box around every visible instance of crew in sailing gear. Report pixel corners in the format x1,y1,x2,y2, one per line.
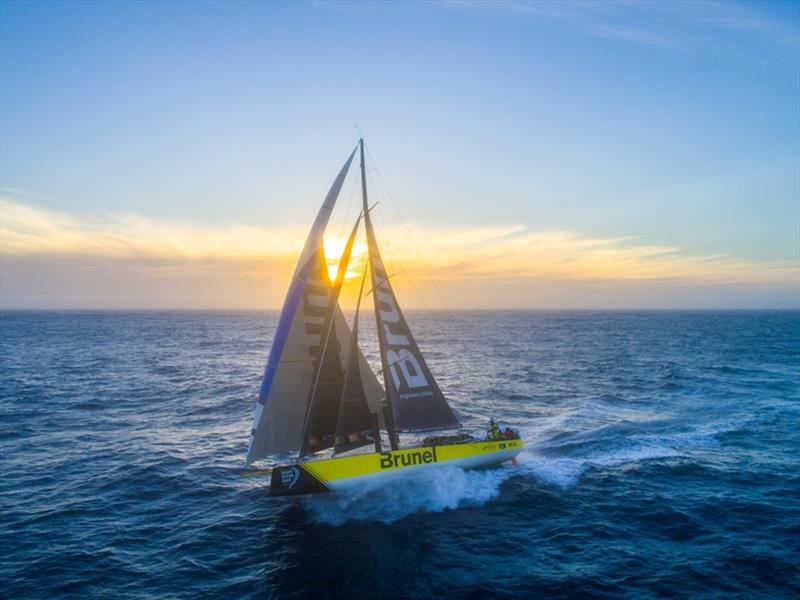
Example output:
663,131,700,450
488,419,502,440
503,427,517,440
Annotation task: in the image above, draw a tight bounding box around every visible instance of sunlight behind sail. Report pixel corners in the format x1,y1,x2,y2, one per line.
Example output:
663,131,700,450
323,237,367,282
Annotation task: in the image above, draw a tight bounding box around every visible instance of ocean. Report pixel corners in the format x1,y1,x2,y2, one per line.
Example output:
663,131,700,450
1,310,799,598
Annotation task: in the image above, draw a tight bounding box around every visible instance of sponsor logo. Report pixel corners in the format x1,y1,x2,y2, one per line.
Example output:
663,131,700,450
379,447,438,470
280,466,300,489
372,256,430,391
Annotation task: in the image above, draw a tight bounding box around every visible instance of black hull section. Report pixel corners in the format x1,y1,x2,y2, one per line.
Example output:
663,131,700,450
270,464,331,497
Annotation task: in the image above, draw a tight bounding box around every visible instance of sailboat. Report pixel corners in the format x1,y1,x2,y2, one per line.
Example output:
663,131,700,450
245,140,522,497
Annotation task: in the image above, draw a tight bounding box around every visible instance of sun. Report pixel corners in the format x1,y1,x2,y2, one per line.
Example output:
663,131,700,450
323,237,367,282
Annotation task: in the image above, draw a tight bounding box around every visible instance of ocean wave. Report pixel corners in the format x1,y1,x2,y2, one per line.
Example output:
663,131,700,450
305,464,516,525
3,310,799,598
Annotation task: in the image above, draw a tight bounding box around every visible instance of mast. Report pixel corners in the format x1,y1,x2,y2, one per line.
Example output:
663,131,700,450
360,139,400,451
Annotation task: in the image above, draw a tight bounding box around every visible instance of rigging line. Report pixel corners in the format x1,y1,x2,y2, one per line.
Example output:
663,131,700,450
366,154,498,429
368,173,433,314
364,145,454,320
365,166,478,431
365,274,396,297
336,160,360,245
375,235,432,313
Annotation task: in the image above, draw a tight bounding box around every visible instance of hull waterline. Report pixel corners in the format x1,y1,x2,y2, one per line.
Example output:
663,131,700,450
269,439,524,497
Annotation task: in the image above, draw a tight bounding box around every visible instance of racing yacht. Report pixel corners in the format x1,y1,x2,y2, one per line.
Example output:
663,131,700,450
244,140,522,496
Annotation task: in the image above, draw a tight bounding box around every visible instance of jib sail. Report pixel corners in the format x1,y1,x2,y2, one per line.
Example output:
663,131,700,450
334,263,380,454
300,216,366,456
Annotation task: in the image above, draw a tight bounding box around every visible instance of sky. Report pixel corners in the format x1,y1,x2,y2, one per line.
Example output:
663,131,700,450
1,0,798,309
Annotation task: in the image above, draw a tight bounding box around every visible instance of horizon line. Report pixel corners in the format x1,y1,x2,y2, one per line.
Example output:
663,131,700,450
1,307,798,313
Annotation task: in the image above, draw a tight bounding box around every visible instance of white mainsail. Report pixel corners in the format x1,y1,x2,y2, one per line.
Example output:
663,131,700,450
246,147,382,464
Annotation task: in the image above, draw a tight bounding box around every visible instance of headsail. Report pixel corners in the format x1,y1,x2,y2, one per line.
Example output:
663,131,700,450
360,141,460,432
300,216,364,456
246,146,381,465
334,263,380,454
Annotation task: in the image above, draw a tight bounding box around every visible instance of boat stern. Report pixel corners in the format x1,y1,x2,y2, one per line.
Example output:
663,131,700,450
270,464,332,496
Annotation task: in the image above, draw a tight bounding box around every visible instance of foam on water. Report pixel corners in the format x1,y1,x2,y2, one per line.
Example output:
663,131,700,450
307,425,725,524
305,464,513,525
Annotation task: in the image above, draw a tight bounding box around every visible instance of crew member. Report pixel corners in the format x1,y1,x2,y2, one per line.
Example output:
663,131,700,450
488,418,502,440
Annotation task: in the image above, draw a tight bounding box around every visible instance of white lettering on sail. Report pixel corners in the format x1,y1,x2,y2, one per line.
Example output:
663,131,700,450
307,294,329,307
376,278,411,346
376,291,400,323
251,402,264,433
387,349,429,389
383,323,409,346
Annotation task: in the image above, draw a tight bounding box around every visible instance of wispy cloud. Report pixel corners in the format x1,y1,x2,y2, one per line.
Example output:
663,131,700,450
2,198,796,293
378,223,796,286
0,198,301,260
441,0,800,52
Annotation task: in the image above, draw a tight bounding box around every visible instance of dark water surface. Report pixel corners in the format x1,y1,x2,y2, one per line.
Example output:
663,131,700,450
2,310,799,598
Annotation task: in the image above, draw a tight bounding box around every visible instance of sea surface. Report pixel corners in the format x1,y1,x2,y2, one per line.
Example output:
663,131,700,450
1,310,799,598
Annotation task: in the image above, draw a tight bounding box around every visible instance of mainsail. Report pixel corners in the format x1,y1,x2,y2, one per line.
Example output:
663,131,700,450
246,147,381,465
359,141,460,432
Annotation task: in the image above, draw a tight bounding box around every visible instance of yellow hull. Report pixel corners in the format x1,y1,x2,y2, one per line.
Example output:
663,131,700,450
269,439,524,496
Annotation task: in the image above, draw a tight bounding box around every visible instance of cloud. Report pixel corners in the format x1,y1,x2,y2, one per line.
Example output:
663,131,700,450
372,222,796,286
441,0,800,53
1,198,797,309
0,198,301,259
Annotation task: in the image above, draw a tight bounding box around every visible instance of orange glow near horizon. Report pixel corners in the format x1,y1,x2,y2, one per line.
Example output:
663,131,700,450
1,198,798,310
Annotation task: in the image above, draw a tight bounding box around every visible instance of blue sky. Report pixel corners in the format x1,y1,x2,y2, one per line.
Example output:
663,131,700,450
1,0,798,308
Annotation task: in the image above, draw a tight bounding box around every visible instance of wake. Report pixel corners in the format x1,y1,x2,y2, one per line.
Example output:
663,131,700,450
305,462,514,525
305,424,721,525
